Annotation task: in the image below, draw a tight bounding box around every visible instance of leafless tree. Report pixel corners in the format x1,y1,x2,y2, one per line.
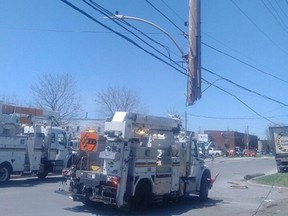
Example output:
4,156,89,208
31,73,82,125
95,86,143,118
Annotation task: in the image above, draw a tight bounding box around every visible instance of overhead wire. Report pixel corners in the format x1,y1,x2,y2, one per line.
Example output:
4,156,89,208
86,1,172,54
60,0,188,77
202,77,277,124
261,0,288,34
230,0,288,56
188,112,288,121
275,0,288,21
84,0,185,69
202,42,288,84
93,0,287,95
187,113,261,120
160,0,186,23
145,0,188,38
60,0,282,125
202,33,288,83
202,67,288,107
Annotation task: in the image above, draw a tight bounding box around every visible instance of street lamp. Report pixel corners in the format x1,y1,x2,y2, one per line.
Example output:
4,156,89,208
106,14,186,59
105,12,200,106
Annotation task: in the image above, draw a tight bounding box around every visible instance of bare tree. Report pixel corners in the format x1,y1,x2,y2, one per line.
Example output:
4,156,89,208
31,73,82,124
95,86,143,118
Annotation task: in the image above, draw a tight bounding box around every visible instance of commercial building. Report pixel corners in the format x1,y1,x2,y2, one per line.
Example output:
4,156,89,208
204,130,258,151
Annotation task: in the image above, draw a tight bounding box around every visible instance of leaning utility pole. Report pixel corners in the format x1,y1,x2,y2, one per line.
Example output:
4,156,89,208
187,0,201,106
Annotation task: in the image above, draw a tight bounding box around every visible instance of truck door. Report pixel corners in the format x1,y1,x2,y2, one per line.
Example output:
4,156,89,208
189,139,203,177
54,131,68,161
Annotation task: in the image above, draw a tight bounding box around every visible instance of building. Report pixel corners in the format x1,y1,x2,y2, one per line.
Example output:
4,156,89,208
204,130,258,151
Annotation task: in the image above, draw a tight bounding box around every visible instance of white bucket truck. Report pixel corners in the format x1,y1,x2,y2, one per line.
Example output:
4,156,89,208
63,112,217,210
0,101,74,184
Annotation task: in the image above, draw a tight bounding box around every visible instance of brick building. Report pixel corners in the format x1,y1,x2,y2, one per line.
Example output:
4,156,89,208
204,130,258,151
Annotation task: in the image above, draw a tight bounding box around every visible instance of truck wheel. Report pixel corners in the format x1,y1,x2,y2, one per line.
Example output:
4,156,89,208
37,171,48,179
82,188,93,206
0,164,11,184
199,174,209,201
131,182,151,212
277,166,284,173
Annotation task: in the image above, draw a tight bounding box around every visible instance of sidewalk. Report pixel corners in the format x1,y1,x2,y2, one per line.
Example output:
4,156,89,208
258,187,288,216
248,177,288,216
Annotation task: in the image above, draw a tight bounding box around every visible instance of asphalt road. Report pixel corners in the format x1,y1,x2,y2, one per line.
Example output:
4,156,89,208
1,156,287,216
207,156,288,216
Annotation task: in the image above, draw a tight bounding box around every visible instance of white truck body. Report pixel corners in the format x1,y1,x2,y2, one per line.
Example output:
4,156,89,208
64,112,215,210
0,101,73,184
269,126,288,172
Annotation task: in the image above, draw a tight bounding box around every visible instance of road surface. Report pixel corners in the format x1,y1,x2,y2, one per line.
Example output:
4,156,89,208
1,156,287,216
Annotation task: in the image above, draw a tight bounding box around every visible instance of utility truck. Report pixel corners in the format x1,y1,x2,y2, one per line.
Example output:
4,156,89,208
62,112,217,210
0,101,74,184
269,126,288,172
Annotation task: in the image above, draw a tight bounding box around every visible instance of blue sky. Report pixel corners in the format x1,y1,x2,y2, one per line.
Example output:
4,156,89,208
1,0,288,139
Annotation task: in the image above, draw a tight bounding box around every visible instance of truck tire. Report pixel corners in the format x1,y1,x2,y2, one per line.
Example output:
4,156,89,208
37,170,48,179
277,166,284,173
199,174,209,202
0,164,11,184
131,181,151,212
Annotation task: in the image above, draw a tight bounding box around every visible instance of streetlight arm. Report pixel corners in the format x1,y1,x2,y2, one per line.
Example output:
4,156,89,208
113,14,185,57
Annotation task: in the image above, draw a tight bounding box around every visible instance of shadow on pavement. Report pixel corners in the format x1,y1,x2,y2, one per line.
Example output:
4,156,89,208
0,175,65,188
63,196,223,216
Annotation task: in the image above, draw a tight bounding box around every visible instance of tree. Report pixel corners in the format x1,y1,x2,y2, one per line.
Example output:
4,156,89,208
31,73,82,125
95,86,144,118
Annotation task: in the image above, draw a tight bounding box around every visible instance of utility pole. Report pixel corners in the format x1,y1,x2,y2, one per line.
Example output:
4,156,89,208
187,0,201,106
246,126,250,150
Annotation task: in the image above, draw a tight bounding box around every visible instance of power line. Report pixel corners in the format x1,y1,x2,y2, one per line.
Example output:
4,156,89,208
201,78,261,98
261,0,288,34
61,0,285,123
85,0,179,64
160,0,186,23
188,112,260,120
85,0,188,67
202,77,276,124
202,42,288,84
230,0,288,56
275,0,288,21
202,67,288,107
60,0,188,77
203,33,288,84
87,1,170,52
145,0,188,38
187,113,280,120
